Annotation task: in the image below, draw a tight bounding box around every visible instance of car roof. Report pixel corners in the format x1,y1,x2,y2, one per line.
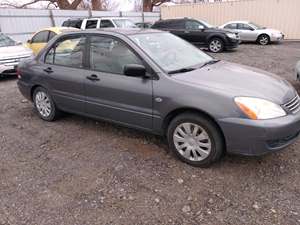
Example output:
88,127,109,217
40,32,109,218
36,26,79,34
224,20,250,24
57,28,164,36
65,17,131,21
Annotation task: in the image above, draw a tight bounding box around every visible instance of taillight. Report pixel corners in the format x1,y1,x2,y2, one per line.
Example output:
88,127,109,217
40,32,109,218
16,68,21,79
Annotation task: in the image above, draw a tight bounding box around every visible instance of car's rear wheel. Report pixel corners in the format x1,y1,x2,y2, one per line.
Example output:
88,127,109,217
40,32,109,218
33,87,60,121
167,112,224,167
208,38,224,53
257,34,270,45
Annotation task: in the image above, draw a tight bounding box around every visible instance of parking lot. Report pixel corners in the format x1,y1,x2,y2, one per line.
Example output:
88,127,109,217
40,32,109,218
0,42,300,225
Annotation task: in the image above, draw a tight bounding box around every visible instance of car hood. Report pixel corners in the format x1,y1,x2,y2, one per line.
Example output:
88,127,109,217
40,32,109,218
172,61,295,105
0,45,32,60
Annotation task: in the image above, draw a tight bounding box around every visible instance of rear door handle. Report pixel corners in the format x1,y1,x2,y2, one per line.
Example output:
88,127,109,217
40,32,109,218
86,74,100,81
44,67,53,73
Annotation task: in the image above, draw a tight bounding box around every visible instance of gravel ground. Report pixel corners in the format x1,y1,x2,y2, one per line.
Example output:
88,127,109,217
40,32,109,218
0,42,300,225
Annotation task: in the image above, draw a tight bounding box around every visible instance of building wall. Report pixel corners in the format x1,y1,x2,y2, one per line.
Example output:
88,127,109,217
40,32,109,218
161,0,300,39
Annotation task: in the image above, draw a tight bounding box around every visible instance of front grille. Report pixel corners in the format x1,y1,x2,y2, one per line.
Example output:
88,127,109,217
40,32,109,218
283,94,300,114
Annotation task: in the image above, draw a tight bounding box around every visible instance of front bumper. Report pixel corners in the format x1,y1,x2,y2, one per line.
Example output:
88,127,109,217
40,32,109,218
0,64,17,75
270,33,284,42
218,111,300,156
0,55,32,75
225,37,240,49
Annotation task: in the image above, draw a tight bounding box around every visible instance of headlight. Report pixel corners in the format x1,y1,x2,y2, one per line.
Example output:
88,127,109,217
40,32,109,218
234,97,286,120
226,33,237,39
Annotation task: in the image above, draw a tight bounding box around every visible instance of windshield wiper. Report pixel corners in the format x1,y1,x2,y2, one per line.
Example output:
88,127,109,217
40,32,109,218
168,67,196,75
198,59,220,69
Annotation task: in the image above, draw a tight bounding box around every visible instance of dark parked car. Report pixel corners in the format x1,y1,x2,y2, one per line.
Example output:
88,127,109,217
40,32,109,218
135,22,153,29
152,18,240,53
17,29,300,167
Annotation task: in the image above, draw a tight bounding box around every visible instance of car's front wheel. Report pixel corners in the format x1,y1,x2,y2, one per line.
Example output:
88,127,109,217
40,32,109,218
208,38,224,53
33,87,60,121
167,113,224,167
257,34,270,45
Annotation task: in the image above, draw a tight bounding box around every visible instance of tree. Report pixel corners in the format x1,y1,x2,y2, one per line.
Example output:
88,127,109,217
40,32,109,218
0,0,83,9
91,0,119,10
0,0,119,10
142,0,171,12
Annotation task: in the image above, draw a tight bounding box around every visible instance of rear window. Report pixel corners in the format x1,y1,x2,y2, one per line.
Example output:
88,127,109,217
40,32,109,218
62,19,83,29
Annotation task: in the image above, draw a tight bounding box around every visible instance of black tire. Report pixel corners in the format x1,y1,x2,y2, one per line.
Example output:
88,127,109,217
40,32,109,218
208,38,224,53
167,112,224,167
33,87,60,121
257,34,270,45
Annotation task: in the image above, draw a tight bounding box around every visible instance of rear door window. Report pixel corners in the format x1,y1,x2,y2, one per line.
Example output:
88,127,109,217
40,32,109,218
32,31,49,43
45,36,86,68
224,23,237,29
237,23,253,30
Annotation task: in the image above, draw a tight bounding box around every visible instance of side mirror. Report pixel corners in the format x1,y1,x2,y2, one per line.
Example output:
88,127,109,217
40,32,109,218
124,64,148,78
27,39,31,44
198,25,204,29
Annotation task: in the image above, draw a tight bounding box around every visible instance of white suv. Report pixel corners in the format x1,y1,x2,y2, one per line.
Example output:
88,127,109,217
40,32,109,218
62,17,137,30
0,33,32,76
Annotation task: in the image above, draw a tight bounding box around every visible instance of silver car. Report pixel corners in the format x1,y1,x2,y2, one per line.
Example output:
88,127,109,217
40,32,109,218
219,21,284,45
0,33,32,76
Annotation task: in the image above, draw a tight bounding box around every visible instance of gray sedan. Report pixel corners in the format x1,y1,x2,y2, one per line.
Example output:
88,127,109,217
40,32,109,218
220,21,284,45
17,29,300,167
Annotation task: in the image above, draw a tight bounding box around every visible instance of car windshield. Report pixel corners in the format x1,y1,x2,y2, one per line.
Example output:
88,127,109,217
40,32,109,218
113,19,137,28
130,32,212,73
249,22,264,29
0,34,17,47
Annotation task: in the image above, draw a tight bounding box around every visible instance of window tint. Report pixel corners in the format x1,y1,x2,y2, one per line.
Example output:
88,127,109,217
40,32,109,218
100,20,114,28
169,20,185,29
238,23,253,30
113,19,136,28
66,20,83,29
45,36,86,68
86,20,98,29
186,20,202,30
48,31,56,41
32,31,49,43
224,23,237,29
62,21,69,27
89,36,143,75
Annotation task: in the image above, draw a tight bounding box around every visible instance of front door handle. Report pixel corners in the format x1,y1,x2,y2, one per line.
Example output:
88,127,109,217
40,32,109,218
44,67,53,73
86,74,100,81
